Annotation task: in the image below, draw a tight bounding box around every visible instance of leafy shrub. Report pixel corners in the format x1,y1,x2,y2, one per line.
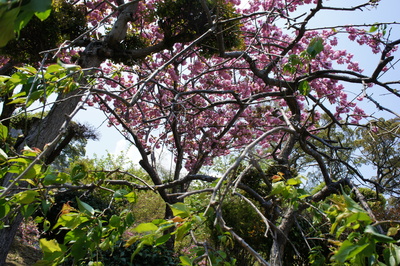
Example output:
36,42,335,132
63,240,178,266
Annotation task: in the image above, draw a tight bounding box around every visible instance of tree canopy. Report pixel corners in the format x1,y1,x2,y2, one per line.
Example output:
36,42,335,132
1,0,400,265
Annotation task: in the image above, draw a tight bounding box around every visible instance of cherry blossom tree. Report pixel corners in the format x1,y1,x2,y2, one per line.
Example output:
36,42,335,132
1,0,400,264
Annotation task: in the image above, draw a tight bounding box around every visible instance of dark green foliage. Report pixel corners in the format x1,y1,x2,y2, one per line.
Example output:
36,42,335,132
1,0,87,64
212,196,270,265
66,240,178,266
154,0,242,56
37,190,113,244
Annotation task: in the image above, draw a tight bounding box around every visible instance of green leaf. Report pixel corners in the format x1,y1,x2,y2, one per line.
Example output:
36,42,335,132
124,191,137,203
64,229,85,244
0,7,20,47
46,64,65,75
174,221,191,241
298,80,311,96
0,123,8,142
35,8,51,21
125,212,135,227
384,243,400,266
387,227,400,237
114,189,129,199
43,173,67,185
0,148,8,163
365,225,394,243
71,237,88,261
270,181,286,196
30,0,52,13
155,233,170,246
0,199,10,219
40,238,64,253
14,190,39,204
342,190,365,213
130,236,154,262
76,197,95,216
287,178,301,186
109,215,121,228
179,256,193,266
306,37,324,58
133,222,158,233
369,25,378,33
332,240,365,263
170,202,191,218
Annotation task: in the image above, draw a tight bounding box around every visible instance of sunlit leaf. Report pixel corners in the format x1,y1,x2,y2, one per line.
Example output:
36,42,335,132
0,7,20,47
14,190,39,204
76,197,95,216
179,255,193,266
306,37,324,58
0,199,10,219
365,225,394,243
109,215,121,228
40,238,64,253
170,202,191,218
298,80,311,96
155,233,170,246
124,191,137,203
133,222,158,233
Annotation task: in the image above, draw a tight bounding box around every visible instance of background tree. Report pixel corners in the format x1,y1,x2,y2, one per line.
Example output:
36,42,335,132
355,118,400,197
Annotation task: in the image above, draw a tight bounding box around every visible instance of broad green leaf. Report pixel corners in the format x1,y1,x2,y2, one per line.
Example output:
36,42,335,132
35,8,51,21
346,212,371,225
287,178,301,186
179,256,193,266
70,237,88,261
124,191,137,203
170,202,191,218
7,97,27,105
40,238,64,253
0,123,8,141
130,237,152,262
14,190,39,204
0,7,20,47
24,163,42,179
298,80,311,96
342,191,365,213
114,189,129,199
174,221,191,241
134,222,158,233
54,213,89,230
331,240,360,263
125,212,135,227
64,229,85,244
365,225,394,243
109,215,121,228
369,25,378,33
387,227,400,237
0,148,8,162
270,181,286,196
13,6,34,33
306,37,324,58
0,199,10,219
155,233,170,246
30,0,52,13
46,64,65,75
384,243,400,266
76,197,95,216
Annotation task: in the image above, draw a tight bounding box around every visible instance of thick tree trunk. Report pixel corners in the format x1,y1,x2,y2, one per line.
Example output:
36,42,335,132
0,213,23,265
